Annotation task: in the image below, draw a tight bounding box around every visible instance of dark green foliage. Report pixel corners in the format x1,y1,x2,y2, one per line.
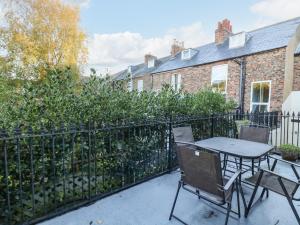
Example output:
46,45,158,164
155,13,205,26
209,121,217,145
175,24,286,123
280,144,300,153
0,68,236,224
0,68,236,130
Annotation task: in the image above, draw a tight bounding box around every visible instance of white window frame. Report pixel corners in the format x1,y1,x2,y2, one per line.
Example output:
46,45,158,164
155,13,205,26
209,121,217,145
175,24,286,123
181,49,191,60
229,32,246,49
137,80,143,93
211,64,228,94
148,58,155,68
250,80,272,112
171,74,181,92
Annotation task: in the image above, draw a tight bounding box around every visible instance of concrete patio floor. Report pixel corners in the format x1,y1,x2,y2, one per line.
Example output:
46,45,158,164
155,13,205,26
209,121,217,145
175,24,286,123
39,159,300,225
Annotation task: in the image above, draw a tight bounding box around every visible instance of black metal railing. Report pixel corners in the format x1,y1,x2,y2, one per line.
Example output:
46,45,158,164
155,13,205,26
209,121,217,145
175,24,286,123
1,111,299,225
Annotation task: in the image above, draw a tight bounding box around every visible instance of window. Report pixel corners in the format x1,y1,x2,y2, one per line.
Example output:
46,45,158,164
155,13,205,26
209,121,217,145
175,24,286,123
250,81,271,113
148,58,155,68
211,64,228,93
181,49,191,60
137,80,143,93
181,48,198,60
229,32,246,49
171,74,181,91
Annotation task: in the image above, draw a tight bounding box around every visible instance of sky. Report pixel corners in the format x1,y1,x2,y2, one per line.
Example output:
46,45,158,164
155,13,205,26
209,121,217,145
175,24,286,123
2,0,300,75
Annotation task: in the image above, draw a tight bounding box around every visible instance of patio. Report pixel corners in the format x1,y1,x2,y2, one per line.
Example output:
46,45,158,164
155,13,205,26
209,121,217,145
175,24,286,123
39,158,299,225
1,113,300,225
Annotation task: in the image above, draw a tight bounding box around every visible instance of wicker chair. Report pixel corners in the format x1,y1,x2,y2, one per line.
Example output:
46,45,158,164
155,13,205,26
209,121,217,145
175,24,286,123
245,156,300,225
169,142,242,225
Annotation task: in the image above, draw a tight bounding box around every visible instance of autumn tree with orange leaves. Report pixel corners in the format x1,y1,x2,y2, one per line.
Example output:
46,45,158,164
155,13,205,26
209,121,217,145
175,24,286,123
0,0,87,79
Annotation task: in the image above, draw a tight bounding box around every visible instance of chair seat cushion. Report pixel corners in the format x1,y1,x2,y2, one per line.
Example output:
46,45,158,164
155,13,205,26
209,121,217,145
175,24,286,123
245,172,298,197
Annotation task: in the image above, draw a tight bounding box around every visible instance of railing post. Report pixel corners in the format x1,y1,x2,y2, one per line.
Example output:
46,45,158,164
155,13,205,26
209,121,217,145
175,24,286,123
210,113,214,137
168,116,173,171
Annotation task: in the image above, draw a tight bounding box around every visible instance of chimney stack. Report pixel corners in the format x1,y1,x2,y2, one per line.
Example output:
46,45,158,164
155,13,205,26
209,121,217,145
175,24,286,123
215,19,232,45
170,39,185,57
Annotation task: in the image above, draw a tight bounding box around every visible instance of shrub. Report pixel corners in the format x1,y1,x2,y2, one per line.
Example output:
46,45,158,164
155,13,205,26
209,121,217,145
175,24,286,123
0,68,237,130
280,144,300,153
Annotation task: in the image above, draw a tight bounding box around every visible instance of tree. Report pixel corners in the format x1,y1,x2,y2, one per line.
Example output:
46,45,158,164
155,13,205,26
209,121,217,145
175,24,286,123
0,0,87,79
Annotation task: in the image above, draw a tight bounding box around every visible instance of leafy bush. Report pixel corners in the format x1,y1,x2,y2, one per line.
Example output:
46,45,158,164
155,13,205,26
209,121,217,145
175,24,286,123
280,144,300,153
0,67,237,130
0,68,237,224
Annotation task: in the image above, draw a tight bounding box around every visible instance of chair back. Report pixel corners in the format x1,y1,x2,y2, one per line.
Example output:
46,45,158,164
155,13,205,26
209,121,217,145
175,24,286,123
176,143,224,200
172,126,194,143
239,126,269,144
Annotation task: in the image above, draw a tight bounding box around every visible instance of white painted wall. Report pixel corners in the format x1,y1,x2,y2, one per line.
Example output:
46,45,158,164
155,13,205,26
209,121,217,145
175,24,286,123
270,91,300,147
282,91,300,114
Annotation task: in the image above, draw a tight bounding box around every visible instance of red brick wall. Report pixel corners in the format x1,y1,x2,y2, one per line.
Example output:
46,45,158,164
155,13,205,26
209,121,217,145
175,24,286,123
151,48,286,112
294,55,300,91
133,74,152,91
243,48,286,112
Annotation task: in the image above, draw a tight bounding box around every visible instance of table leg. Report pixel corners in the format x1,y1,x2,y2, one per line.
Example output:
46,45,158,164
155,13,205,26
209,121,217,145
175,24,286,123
239,157,247,210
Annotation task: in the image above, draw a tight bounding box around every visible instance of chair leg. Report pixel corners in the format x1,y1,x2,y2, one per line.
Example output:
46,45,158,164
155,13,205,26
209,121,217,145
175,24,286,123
223,155,228,176
259,188,269,199
196,189,201,199
236,182,241,218
225,203,231,225
267,155,270,170
234,157,239,170
245,170,264,218
278,178,300,225
169,181,181,221
251,159,255,175
238,157,247,209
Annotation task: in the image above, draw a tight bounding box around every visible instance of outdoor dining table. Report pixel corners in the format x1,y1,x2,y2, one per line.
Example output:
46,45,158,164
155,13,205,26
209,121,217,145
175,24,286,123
194,136,275,209
195,137,274,160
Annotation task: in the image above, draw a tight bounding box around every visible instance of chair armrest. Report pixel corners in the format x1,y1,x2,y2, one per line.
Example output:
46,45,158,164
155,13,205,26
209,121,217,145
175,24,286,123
175,141,195,145
269,155,300,168
224,170,241,191
174,141,219,154
260,168,300,184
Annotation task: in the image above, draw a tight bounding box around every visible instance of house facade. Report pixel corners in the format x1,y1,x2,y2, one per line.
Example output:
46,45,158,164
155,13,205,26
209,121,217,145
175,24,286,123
114,18,300,113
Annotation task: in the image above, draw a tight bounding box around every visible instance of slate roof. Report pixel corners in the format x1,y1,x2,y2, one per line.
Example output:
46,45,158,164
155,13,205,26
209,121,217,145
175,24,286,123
296,43,300,55
114,17,300,79
113,56,171,80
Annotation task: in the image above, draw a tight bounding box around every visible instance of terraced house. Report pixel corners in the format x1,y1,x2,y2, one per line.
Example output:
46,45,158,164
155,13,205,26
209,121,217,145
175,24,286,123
114,18,300,113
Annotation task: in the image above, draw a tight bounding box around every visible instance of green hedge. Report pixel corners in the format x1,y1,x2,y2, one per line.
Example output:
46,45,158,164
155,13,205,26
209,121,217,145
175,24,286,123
0,67,236,130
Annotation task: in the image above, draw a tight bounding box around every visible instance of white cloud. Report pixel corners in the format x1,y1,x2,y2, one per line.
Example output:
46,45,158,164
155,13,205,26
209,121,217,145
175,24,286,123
63,0,90,8
0,2,4,22
250,0,300,28
85,22,212,75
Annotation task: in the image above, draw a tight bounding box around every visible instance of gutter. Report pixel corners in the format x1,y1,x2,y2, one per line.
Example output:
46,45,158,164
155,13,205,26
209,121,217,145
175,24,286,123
234,57,246,113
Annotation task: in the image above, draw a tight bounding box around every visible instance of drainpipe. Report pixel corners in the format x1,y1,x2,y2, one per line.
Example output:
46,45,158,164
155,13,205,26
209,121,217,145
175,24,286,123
151,74,154,90
234,57,246,113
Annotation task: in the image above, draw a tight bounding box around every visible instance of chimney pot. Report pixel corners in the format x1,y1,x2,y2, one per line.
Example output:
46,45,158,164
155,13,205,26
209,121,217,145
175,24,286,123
215,19,233,45
170,39,185,57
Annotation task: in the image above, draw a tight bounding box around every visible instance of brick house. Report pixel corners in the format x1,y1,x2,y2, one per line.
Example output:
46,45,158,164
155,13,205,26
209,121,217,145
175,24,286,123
114,18,300,113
